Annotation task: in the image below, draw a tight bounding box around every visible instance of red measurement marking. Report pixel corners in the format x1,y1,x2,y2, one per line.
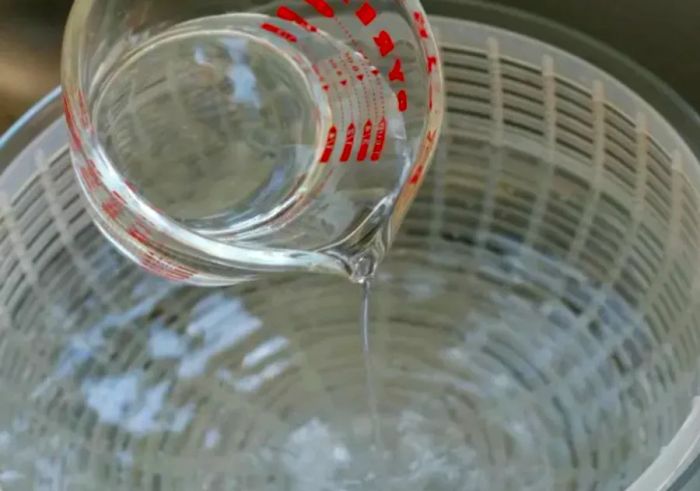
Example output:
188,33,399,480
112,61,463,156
62,94,82,151
410,165,424,185
261,23,297,43
425,130,438,155
356,74,365,81
355,2,377,25
141,252,194,281
427,55,438,73
413,11,429,38
373,31,395,57
101,191,126,220
357,120,373,161
79,160,102,191
371,68,380,76
305,0,335,17
77,91,91,130
128,220,151,245
397,89,408,112
320,125,338,163
340,123,356,162
277,6,318,32
370,117,387,162
388,58,405,82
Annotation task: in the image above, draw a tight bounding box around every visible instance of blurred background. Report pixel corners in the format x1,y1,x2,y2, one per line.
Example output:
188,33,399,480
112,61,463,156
0,0,699,133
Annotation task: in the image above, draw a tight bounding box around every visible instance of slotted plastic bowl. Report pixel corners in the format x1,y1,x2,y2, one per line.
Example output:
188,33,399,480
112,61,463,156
1,1,700,490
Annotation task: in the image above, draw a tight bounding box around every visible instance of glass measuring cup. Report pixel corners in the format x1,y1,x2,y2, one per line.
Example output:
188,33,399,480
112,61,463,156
61,0,444,286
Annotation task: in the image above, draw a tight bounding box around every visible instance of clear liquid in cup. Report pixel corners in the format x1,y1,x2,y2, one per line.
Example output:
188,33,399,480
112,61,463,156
90,12,433,280
97,28,324,228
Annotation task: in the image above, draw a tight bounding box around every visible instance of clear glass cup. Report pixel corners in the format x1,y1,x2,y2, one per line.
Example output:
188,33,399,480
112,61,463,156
61,0,444,286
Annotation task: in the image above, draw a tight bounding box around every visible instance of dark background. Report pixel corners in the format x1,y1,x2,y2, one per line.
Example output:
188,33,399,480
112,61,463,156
0,0,699,133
